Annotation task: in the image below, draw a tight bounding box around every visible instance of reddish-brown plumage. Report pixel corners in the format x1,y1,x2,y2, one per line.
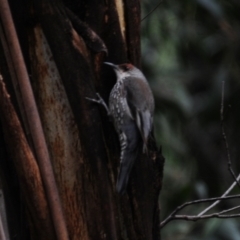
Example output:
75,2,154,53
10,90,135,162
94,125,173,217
118,63,134,71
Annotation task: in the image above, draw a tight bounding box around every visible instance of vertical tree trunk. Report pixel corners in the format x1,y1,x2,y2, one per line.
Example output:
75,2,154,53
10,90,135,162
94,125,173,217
0,0,164,239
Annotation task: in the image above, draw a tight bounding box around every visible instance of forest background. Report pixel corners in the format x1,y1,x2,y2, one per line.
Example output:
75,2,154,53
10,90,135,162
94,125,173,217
142,0,240,239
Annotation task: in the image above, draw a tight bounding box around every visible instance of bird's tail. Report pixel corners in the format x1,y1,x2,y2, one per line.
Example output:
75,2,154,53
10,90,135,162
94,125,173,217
116,123,140,194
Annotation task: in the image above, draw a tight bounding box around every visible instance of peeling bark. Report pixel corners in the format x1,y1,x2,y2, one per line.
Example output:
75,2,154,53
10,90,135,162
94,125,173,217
0,0,164,239
0,77,55,240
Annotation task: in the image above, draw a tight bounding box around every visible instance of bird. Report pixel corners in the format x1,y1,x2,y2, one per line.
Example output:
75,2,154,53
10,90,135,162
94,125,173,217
86,62,154,194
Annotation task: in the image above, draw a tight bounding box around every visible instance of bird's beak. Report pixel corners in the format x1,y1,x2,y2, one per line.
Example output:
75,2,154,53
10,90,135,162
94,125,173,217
104,62,118,69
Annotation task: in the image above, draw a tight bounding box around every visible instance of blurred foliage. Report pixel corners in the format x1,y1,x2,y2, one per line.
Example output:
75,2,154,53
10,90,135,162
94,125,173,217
141,0,240,239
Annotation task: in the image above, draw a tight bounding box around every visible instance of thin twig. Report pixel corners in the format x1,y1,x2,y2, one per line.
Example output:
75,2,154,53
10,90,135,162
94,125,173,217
198,173,240,216
221,81,240,189
161,81,240,229
171,213,240,222
217,205,240,215
197,83,240,217
141,1,163,22
160,194,240,228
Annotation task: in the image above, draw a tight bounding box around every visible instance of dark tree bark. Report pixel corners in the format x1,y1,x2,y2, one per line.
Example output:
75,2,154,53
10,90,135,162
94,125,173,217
0,0,164,239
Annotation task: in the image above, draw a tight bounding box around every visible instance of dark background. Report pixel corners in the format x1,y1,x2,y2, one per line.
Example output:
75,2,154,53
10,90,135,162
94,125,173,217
141,0,240,239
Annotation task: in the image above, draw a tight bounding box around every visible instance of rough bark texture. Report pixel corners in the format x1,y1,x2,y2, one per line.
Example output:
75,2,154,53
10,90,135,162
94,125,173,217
0,78,55,240
0,0,164,239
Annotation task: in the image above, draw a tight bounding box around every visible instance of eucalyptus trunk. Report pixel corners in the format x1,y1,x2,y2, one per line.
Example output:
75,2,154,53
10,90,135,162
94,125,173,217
0,0,164,239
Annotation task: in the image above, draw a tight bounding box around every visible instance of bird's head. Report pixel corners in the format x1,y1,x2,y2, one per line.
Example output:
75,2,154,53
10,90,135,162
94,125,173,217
104,62,145,80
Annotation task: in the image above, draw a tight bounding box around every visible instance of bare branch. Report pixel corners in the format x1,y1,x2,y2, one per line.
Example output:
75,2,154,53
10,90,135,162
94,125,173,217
171,213,240,222
217,205,240,215
160,194,240,228
221,81,240,188
161,81,240,229
197,82,240,217
198,173,240,216
141,1,163,22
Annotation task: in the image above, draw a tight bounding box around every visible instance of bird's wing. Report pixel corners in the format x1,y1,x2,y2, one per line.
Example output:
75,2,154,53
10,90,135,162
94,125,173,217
124,80,153,152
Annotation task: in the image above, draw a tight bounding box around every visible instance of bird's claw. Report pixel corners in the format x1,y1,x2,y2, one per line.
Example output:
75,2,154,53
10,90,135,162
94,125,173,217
85,93,101,103
86,93,110,115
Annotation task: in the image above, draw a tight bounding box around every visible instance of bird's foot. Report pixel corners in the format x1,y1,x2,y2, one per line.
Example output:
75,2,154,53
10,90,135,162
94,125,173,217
86,93,110,115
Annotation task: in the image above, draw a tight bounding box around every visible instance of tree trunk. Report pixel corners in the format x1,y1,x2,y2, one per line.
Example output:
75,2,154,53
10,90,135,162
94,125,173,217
0,0,164,239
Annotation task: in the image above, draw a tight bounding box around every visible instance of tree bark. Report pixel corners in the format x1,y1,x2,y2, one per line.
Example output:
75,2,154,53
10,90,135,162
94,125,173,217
0,0,164,239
